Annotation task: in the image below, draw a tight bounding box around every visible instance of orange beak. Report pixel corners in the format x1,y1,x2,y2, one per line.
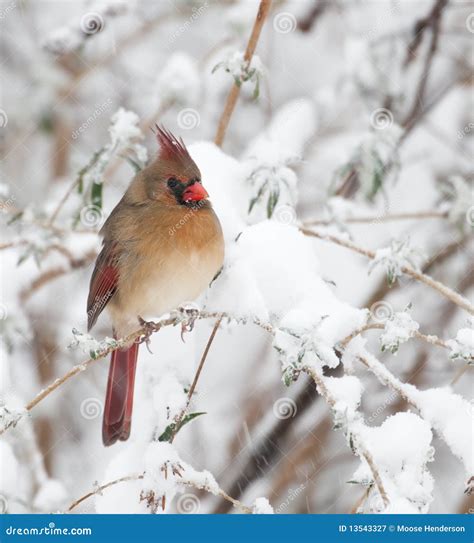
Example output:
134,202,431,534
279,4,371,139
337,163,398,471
183,182,209,202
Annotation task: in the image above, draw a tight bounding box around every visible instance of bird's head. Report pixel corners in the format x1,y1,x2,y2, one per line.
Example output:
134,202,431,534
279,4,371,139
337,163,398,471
139,125,209,208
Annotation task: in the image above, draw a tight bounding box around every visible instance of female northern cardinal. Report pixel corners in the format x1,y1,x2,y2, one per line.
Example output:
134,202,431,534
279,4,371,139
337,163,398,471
87,126,224,446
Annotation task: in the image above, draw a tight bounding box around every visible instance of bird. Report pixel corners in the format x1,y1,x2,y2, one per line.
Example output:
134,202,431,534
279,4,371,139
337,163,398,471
86,126,224,446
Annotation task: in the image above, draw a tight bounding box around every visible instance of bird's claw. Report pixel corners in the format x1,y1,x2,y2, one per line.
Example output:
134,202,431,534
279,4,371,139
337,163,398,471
178,306,199,342
138,316,157,352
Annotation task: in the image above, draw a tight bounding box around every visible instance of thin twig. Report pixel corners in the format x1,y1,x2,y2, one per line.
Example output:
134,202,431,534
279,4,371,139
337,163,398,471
304,210,448,227
339,322,451,351
67,475,143,512
214,0,272,147
0,311,229,434
169,315,223,443
301,228,474,315
67,471,252,514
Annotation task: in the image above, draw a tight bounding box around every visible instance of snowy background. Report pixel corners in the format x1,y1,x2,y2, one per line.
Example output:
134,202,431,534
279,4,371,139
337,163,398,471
0,0,473,515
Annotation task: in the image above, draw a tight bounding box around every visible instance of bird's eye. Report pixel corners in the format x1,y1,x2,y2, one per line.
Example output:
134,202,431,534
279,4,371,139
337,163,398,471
167,177,179,189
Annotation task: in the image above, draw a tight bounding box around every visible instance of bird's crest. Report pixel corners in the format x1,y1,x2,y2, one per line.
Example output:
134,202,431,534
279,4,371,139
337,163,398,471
153,124,196,167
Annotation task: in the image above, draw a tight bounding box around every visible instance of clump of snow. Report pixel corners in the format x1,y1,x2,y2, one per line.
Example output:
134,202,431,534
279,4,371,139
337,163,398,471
68,328,117,359
33,479,68,512
108,108,148,165
369,239,424,286
341,335,367,374
411,387,473,476
151,372,187,433
242,99,315,223
325,375,363,413
155,52,200,106
0,402,26,432
0,441,20,506
274,324,340,386
95,443,148,514
43,27,82,55
446,318,474,362
380,308,419,354
353,413,434,513
252,497,274,514
213,50,264,98
43,3,127,55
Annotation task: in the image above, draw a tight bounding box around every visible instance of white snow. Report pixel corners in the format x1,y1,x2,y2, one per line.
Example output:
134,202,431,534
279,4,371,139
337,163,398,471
446,318,474,362
252,497,274,514
155,52,200,106
411,387,473,476
369,239,424,285
380,309,419,354
353,413,434,513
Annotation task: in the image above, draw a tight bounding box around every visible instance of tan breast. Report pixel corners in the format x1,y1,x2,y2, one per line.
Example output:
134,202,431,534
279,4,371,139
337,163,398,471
108,204,224,335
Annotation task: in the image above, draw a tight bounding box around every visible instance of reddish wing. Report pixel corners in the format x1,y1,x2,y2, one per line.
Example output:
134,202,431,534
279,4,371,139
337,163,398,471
87,242,119,331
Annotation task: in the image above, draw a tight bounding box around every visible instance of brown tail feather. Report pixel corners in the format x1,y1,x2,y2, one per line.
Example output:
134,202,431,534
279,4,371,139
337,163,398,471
102,342,139,446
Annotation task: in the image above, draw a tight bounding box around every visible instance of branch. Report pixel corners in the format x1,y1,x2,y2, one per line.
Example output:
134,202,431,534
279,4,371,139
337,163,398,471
214,0,272,147
302,364,389,507
66,471,252,514
304,210,448,227
301,228,474,315
339,322,451,351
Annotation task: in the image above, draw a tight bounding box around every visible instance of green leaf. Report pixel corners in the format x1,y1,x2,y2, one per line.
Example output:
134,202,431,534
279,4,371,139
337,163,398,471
248,181,268,214
122,155,143,173
252,76,260,100
266,185,280,218
91,181,103,209
7,211,23,225
367,151,385,201
158,412,206,442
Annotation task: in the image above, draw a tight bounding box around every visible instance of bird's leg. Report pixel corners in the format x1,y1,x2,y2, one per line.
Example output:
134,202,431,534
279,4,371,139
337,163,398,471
137,316,158,353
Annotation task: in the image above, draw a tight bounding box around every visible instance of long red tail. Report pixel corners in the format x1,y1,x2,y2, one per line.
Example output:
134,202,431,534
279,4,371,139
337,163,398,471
102,342,139,446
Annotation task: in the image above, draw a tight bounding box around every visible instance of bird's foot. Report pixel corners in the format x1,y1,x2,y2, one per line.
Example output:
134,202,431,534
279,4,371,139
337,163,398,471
137,316,157,353
178,305,199,342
